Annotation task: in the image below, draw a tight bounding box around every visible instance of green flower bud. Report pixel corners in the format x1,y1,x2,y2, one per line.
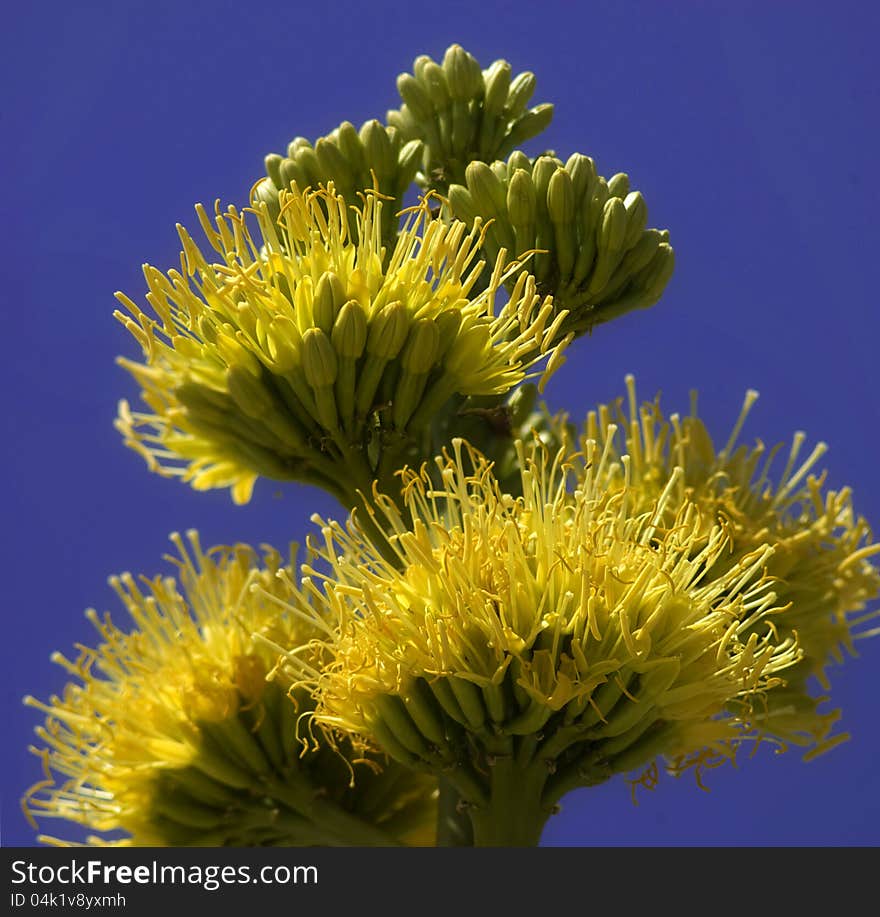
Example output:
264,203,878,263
366,301,409,359
490,160,508,183
434,307,463,361
548,168,577,281
499,103,554,157
313,271,346,334
565,153,596,203
397,73,434,123
507,169,537,231
532,155,559,206
466,161,507,216
416,59,450,110
335,120,366,174
398,138,424,176
254,179,280,224
623,191,648,249
635,243,675,298
331,300,368,360
483,60,512,116
507,150,531,174
264,154,284,189
598,197,627,254
331,299,368,434
386,104,417,135
584,197,628,297
315,137,355,191
547,168,575,226
607,172,630,199
505,71,537,117
401,318,440,373
599,229,663,297
442,44,482,100
301,327,338,389
391,319,442,430
291,143,322,187
288,136,311,157
447,184,479,225
359,119,395,180
279,157,308,191
412,54,432,81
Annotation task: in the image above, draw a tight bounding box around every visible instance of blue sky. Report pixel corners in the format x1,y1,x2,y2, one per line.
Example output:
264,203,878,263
3,0,879,846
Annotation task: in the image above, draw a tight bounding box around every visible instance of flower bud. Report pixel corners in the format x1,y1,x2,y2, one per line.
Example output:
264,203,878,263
401,318,440,373
315,137,355,191
397,73,434,122
506,169,536,231
264,154,284,189
607,172,630,199
359,119,395,180
623,191,648,249
599,197,627,254
301,327,338,389
505,71,537,116
500,103,554,155
447,184,479,224
331,300,367,359
313,270,346,334
279,157,308,191
335,120,366,174
565,152,596,203
547,168,575,226
416,59,450,110
507,150,531,174
483,60,512,115
398,138,424,175
442,43,482,100
466,161,507,216
366,301,410,360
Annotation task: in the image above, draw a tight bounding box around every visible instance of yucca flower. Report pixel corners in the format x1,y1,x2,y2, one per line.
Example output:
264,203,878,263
278,438,817,845
115,183,570,506
23,532,436,847
568,376,880,754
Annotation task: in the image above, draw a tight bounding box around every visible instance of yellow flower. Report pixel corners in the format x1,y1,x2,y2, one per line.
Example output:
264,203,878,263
570,376,880,756
115,183,570,505
278,438,809,845
23,532,436,847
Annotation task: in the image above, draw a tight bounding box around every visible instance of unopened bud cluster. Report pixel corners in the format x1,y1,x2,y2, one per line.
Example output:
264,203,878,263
448,152,674,334
258,120,423,250
388,44,553,189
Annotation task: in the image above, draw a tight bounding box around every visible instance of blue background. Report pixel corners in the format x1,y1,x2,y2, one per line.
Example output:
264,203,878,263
4,0,878,846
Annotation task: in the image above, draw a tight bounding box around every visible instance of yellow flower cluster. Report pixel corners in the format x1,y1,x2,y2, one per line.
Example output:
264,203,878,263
275,429,852,840
24,533,436,847
258,377,879,841
115,183,570,504
571,377,880,754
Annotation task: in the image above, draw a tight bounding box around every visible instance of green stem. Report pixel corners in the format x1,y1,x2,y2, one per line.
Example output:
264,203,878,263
466,758,551,847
